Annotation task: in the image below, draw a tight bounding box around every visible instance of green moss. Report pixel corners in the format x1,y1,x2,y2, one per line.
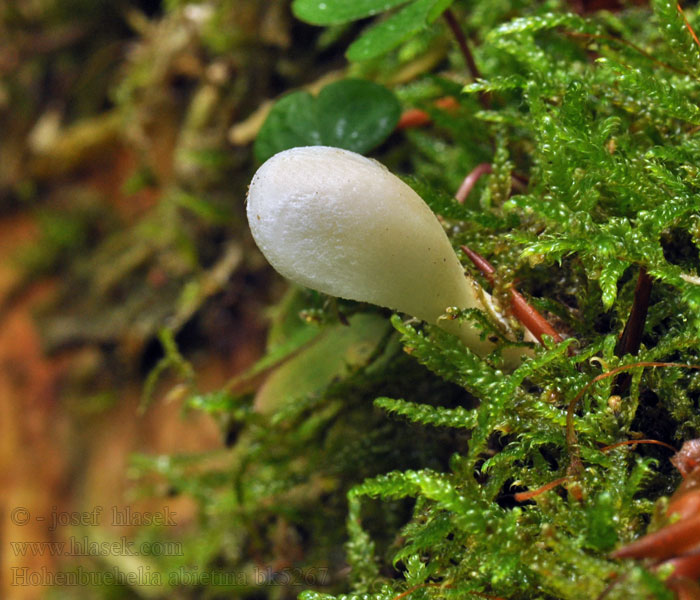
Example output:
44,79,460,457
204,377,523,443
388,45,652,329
21,0,700,597
207,1,700,598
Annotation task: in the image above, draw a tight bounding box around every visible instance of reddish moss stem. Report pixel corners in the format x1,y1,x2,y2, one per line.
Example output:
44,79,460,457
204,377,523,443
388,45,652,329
615,267,652,358
613,267,652,394
514,476,571,502
460,245,563,345
678,3,700,50
566,362,700,477
516,440,676,503
443,8,481,81
443,8,490,109
455,163,492,204
599,439,677,454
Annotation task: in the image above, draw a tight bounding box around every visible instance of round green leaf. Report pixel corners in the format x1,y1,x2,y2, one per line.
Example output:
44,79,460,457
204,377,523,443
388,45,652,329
315,80,401,152
254,79,401,162
253,92,322,164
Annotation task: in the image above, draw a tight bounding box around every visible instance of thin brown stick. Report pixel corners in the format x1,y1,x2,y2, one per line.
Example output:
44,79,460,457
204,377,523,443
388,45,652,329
509,290,564,345
461,245,496,283
615,267,652,358
514,476,571,502
564,31,688,76
391,584,433,600
460,245,564,345
678,3,700,51
443,8,481,81
443,8,490,108
599,439,677,454
566,362,700,476
455,163,492,203
515,440,677,503
613,267,653,394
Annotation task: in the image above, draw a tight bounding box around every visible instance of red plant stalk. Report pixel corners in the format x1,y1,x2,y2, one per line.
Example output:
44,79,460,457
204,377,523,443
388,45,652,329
460,245,563,346
455,163,492,204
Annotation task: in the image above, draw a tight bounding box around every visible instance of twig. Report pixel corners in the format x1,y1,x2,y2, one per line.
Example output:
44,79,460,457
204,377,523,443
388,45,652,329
514,476,571,502
678,3,700,51
443,8,481,81
566,362,700,477
599,438,677,453
515,439,676,503
564,31,687,76
613,267,652,394
615,267,652,358
443,8,490,109
460,245,564,346
454,164,529,203
455,163,492,203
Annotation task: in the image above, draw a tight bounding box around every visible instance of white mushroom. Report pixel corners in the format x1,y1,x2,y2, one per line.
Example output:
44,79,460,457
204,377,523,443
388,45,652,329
247,146,531,368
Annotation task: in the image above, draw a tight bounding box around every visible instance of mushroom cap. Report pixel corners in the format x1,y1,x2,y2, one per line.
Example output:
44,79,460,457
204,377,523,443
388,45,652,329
247,146,478,323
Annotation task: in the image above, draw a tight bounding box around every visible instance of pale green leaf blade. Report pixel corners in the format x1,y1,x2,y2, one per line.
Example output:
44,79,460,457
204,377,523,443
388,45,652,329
426,0,454,22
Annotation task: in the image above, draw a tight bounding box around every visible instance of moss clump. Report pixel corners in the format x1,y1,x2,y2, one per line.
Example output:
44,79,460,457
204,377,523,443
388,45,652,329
208,1,700,598
22,0,700,598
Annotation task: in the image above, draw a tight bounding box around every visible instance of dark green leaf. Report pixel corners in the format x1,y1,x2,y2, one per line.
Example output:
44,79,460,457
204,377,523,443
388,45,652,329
346,0,438,61
253,92,320,163
315,79,401,149
254,79,401,162
292,0,410,25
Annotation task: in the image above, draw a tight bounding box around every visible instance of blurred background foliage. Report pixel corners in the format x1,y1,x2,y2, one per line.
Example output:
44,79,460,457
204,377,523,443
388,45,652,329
4,0,700,599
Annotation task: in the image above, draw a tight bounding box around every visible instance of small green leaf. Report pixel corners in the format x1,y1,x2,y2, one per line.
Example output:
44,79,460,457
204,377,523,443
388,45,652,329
652,0,700,77
426,0,454,23
463,74,527,94
187,390,237,413
253,92,320,162
346,0,438,61
254,313,390,416
292,0,410,25
487,12,595,41
315,79,401,149
375,397,478,429
585,492,618,551
254,79,400,162
599,258,628,310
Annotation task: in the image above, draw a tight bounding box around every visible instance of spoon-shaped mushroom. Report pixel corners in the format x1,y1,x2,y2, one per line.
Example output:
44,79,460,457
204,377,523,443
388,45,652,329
247,146,532,368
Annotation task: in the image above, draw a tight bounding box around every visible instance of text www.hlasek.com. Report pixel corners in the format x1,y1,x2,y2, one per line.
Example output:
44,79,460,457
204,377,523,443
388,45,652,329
10,536,183,557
